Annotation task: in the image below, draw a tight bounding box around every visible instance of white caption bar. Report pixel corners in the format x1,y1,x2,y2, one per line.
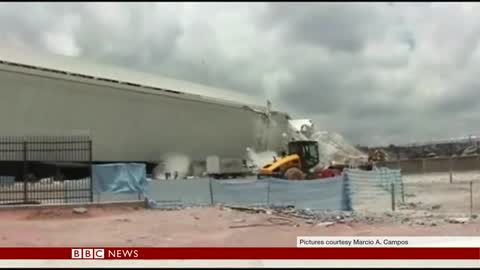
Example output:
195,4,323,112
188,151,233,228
297,237,480,248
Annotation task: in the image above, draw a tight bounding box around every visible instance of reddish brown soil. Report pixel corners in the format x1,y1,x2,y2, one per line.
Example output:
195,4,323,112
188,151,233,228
0,205,478,247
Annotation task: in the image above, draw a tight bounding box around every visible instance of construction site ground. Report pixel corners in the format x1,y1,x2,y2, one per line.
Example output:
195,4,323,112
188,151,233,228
353,170,480,216
0,171,479,247
0,204,478,247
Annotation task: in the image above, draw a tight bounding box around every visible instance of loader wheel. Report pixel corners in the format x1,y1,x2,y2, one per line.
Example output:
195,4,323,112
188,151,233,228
284,167,305,180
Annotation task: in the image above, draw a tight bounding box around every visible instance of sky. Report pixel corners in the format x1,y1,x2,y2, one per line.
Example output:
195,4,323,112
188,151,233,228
1,2,479,146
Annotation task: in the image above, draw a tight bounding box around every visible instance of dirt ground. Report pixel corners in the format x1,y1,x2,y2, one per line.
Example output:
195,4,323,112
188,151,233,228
401,171,480,215
352,171,480,215
0,204,478,247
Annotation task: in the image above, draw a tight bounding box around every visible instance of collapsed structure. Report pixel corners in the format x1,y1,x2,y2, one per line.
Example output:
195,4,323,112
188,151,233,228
287,119,367,167
247,119,369,180
0,46,369,180
359,136,480,161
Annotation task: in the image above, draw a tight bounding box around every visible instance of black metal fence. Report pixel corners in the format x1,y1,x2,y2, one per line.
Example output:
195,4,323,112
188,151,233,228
0,136,93,205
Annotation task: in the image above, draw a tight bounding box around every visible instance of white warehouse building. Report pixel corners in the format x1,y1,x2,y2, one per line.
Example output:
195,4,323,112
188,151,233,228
0,46,291,175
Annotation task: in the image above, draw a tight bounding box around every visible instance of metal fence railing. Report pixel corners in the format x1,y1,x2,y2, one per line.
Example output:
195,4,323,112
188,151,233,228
376,155,480,175
0,136,93,205
401,177,479,217
344,168,404,212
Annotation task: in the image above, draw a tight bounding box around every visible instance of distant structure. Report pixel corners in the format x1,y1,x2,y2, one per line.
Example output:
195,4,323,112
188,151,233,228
358,134,480,160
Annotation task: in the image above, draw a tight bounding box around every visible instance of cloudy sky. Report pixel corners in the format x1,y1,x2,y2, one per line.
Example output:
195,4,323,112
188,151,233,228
1,2,479,146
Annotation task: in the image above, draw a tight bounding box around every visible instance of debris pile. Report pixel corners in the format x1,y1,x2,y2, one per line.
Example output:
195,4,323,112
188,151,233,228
287,119,367,167
220,205,381,226
219,204,477,228
311,131,368,166
144,200,477,228
72,207,88,215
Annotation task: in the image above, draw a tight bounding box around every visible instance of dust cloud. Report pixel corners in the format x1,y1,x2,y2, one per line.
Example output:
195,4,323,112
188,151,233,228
153,153,191,179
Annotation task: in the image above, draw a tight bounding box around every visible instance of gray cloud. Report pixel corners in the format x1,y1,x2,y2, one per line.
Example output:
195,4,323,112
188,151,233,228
1,2,480,145
258,2,390,52
429,76,480,116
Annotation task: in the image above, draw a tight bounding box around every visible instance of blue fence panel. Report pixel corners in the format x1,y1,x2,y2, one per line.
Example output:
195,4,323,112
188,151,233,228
88,163,412,212
145,178,212,207
211,179,269,207
141,176,352,210
268,176,348,210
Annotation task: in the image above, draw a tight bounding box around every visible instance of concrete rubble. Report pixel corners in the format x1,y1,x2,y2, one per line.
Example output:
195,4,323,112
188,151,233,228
216,204,477,228
72,207,88,214
114,218,131,222
142,198,478,228
445,217,470,224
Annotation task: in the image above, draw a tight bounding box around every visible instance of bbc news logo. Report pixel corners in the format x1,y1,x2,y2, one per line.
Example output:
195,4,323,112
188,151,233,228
72,249,104,259
71,248,140,259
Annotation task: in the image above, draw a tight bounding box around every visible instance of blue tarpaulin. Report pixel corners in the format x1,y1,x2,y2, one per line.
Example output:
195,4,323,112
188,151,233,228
92,163,147,193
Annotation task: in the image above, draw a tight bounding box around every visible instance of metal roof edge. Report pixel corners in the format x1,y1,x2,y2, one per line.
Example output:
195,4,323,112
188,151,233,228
0,46,290,114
